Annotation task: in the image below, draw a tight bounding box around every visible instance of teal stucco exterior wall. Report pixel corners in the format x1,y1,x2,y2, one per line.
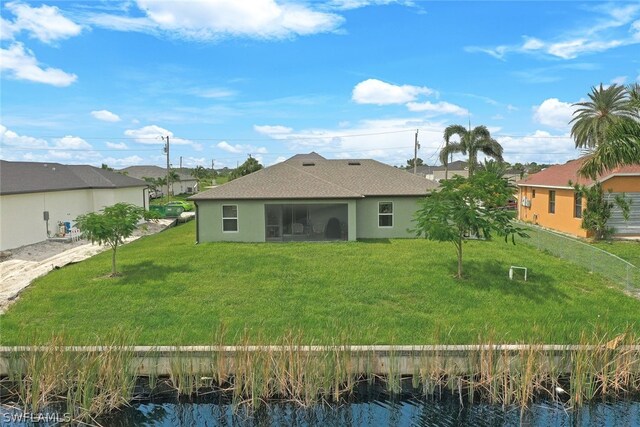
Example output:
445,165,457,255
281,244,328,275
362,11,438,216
195,199,358,243
355,196,422,239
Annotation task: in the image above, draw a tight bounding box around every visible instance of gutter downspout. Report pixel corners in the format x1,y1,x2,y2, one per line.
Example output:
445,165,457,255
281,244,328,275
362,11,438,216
194,201,199,244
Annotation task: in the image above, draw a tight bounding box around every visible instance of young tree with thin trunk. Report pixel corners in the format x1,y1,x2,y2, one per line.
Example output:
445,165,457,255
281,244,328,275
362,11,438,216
413,171,527,278
75,203,151,276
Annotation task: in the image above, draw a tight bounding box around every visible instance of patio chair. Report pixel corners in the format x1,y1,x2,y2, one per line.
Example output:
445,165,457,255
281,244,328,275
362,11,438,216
312,223,325,236
292,222,304,234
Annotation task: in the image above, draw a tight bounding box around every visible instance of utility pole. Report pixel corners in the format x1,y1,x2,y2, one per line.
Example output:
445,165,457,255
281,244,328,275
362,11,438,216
413,129,420,174
162,136,170,199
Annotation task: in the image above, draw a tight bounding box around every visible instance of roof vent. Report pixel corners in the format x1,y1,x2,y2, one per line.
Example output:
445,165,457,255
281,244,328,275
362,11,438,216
348,161,361,166
302,162,315,166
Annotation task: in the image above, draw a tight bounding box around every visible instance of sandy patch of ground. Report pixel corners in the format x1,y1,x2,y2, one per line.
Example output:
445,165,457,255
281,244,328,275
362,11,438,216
0,219,176,314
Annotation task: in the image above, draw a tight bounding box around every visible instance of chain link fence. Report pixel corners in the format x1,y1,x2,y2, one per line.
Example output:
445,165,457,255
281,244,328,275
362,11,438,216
519,224,640,297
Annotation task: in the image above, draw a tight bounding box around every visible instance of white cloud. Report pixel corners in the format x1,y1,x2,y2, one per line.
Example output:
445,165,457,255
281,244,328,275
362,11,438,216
496,130,576,164
91,110,121,122
270,156,287,165
217,141,242,153
0,123,48,148
217,141,268,154
193,88,237,99
102,155,145,167
253,125,293,137
106,142,128,149
506,104,518,112
53,135,92,150
406,101,468,116
352,79,434,105
522,37,544,51
327,0,404,10
124,124,202,150
464,45,508,60
610,75,627,85
466,4,640,60
2,1,82,43
0,43,77,86
533,98,576,130
547,39,623,59
86,0,344,41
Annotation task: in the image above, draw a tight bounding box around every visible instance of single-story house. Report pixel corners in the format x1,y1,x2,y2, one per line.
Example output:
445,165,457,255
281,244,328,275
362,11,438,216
517,158,640,238
432,160,469,181
0,160,148,251
119,165,198,195
189,153,438,242
413,161,469,181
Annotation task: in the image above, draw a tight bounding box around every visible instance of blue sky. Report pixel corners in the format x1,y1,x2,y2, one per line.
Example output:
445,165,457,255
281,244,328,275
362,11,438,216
1,1,639,169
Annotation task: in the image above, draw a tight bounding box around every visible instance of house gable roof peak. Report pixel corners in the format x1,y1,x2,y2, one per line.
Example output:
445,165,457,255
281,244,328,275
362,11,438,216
191,154,438,200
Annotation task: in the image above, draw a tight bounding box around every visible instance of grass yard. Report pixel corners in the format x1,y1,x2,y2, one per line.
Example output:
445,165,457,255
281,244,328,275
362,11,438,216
1,221,638,345
591,240,640,267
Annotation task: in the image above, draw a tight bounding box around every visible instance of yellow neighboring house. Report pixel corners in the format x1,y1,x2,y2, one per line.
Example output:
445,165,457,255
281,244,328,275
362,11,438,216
517,158,640,238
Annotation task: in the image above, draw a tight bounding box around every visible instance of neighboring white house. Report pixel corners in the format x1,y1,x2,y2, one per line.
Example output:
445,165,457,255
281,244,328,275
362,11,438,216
0,161,148,251
119,165,199,195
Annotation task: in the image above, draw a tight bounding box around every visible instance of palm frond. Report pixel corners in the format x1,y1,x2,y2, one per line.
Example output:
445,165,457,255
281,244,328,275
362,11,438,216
439,142,464,165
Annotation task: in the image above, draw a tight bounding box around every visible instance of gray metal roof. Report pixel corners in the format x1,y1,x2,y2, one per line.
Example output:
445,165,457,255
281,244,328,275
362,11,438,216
191,154,438,200
119,165,196,181
0,160,147,195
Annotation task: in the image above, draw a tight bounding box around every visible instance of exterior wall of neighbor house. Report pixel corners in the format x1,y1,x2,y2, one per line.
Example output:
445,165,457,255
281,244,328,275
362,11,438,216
92,187,144,211
355,196,422,239
600,176,640,193
432,169,468,181
518,186,588,238
173,179,198,195
195,198,357,243
0,187,146,251
518,175,640,238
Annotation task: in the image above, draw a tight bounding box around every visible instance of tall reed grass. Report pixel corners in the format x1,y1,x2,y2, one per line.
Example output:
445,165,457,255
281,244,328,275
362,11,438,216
1,327,639,423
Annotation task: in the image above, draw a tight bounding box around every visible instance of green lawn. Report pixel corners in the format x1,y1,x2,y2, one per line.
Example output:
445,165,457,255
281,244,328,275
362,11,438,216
591,240,640,267
1,221,638,345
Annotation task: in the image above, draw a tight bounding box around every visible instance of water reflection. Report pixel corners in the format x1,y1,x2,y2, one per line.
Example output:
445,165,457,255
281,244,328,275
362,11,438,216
103,395,640,427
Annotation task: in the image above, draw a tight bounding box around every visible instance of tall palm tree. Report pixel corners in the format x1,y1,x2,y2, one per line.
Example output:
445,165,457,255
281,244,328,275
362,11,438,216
570,83,637,149
576,83,640,178
439,124,504,177
578,84,640,178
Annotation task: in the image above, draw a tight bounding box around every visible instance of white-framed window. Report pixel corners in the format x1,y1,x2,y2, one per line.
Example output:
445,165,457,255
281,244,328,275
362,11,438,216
378,201,393,228
222,205,238,232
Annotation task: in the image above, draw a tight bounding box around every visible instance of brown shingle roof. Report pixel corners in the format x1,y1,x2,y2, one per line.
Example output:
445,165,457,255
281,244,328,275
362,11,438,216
119,165,196,181
190,154,438,200
517,157,640,189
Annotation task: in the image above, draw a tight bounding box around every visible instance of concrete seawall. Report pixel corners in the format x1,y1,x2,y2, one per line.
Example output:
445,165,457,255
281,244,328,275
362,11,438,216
2,345,639,376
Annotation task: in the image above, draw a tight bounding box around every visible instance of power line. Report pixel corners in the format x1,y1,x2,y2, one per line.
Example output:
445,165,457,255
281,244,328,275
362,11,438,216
0,146,161,152
15,129,416,142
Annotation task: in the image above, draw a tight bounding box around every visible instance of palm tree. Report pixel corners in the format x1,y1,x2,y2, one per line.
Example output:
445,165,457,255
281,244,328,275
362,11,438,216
570,83,637,149
576,83,640,178
439,124,504,177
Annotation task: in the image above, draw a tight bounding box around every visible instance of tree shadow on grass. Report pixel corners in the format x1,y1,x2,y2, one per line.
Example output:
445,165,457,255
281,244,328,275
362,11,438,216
456,260,568,303
356,238,392,244
115,261,193,286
